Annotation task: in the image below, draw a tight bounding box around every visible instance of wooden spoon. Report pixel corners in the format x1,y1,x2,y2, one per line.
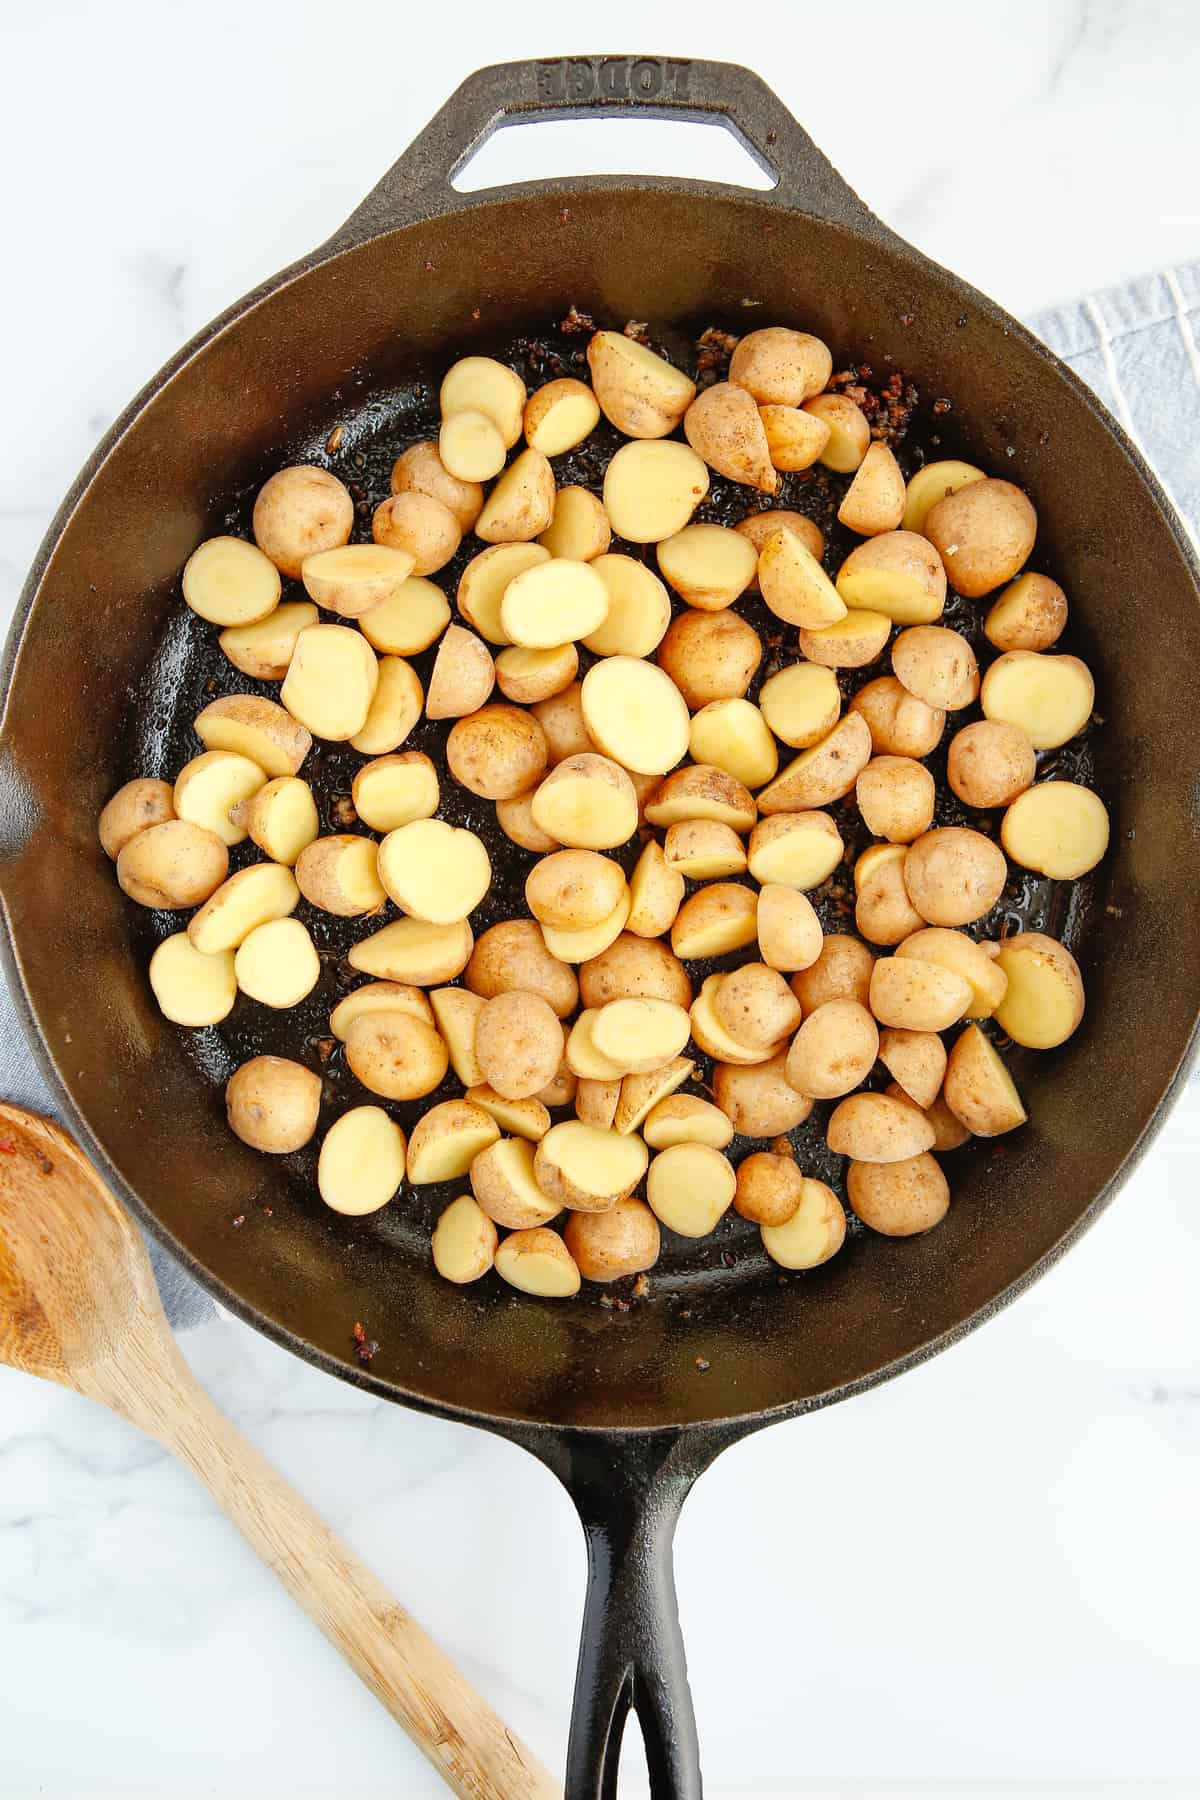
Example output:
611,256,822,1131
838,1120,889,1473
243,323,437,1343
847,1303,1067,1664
0,1103,558,1800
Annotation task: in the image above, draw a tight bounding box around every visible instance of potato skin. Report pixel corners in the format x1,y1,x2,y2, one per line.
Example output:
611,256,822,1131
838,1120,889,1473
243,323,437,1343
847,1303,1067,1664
947,720,1036,810
226,1055,322,1153
733,1151,806,1225
891,626,979,712
390,440,483,532
657,609,762,707
446,704,548,800
847,1154,950,1236
785,999,878,1100
474,991,565,1100
984,572,1068,652
993,931,1085,1049
684,382,778,493
579,934,692,1010
563,1197,661,1282
826,1092,936,1162
344,1010,449,1100
117,820,228,909
855,757,935,844
99,778,176,860
253,466,354,579
924,479,1037,598
712,1053,813,1137
850,677,945,759
902,827,1008,928
790,935,875,1012
466,919,579,1018
943,1024,1027,1135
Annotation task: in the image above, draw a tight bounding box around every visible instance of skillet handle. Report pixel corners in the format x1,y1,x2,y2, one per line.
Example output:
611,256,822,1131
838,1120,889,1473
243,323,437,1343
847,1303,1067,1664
542,1427,727,1800
327,56,879,248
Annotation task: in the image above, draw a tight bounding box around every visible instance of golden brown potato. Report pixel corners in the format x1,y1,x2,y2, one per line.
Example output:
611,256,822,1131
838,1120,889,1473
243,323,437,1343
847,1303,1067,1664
494,1228,580,1298
466,919,579,1018
943,1024,1026,1135
406,1099,501,1184
531,753,639,850
457,542,550,645
847,1154,949,1236
802,393,870,471
626,843,687,940
878,1027,947,1110
295,833,385,918
663,820,746,879
947,721,1036,809
838,442,905,535
352,753,439,835
790,934,875,1012
446,703,548,800
603,439,710,542
280,624,378,742
734,508,824,572
713,1053,813,1137
117,820,229,910
993,931,1085,1049
344,1008,448,1100
758,529,846,629
371,491,461,576
734,1150,805,1225
425,625,495,720
984,572,1068,652
684,382,777,492
475,448,556,544
657,523,757,611
474,991,565,1100
924,479,1037,597
756,884,824,973
1001,780,1109,879
581,657,690,776
431,1195,498,1285
902,827,1008,927
785,998,878,1099
645,1143,736,1236
756,713,872,814
854,843,926,947
440,356,526,447
357,579,450,658
526,849,626,931
758,663,841,749
747,812,843,890
348,917,473,986
891,626,979,712
980,651,1095,750
642,1094,735,1150
728,328,832,406
895,928,1008,1020
496,789,559,854
759,405,831,471
252,466,354,579
869,956,972,1032
470,1137,561,1230
536,486,612,564
798,610,891,670
524,378,602,456
713,964,802,1049
849,676,945,759
99,778,176,860
836,531,947,624
760,1177,847,1268
183,535,281,626
195,694,311,778
535,1121,648,1212
855,757,936,844
586,331,695,438
564,1197,661,1283
149,933,237,1028
226,1056,322,1154
390,440,483,532
671,883,758,960
900,459,985,534
219,601,321,680
827,1092,935,1162
689,698,777,790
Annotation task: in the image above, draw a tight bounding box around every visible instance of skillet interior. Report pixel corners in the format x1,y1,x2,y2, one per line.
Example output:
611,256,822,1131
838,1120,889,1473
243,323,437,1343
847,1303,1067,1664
2,186,1199,1431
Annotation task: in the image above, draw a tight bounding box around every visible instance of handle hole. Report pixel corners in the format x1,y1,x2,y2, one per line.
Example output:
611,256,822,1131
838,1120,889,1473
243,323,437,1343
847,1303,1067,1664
452,117,777,194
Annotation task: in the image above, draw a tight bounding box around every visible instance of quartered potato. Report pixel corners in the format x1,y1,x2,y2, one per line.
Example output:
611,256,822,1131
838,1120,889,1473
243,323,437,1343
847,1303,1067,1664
878,1027,947,1110
280,624,379,742
943,1025,1027,1135
758,528,846,628
801,393,870,471
471,1136,560,1229
219,602,319,680
586,330,695,438
425,624,496,720
1001,780,1109,878
429,987,487,1085
837,442,905,536
613,1058,693,1136
657,523,757,611
467,1086,552,1141
626,842,686,939
537,485,611,562
475,448,556,544
684,381,777,492
689,698,777,790
195,694,311,778
183,536,281,626
734,508,824,571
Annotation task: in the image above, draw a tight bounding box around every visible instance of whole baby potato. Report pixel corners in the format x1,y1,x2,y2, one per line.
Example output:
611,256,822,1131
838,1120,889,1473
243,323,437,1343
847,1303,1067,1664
117,820,228,910
902,827,1008,927
713,1053,813,1138
99,778,175,860
947,720,1036,810
526,849,626,931
734,1150,806,1226
252,465,354,579
466,919,579,1018
849,676,945,758
984,572,1068,652
924,479,1037,597
564,1197,661,1283
344,1009,449,1101
855,756,936,844
474,990,565,1100
446,704,548,800
580,934,692,1010
891,626,979,712
226,1055,322,1154
785,999,878,1100
847,1154,950,1236
790,934,875,1012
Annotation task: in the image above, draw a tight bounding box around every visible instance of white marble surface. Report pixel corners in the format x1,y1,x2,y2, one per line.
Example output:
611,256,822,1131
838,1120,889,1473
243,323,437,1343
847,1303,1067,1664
2,1,1199,1794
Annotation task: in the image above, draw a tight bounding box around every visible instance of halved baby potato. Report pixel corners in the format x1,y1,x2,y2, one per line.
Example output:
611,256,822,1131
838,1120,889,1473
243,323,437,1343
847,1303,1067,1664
219,602,320,681
759,404,831,472
352,753,439,833
581,657,690,776
431,1194,498,1285
470,1136,561,1230
391,439,484,532
457,542,550,645
797,609,891,669
613,1058,694,1136
232,776,319,866
475,448,556,544
758,528,846,629
1000,781,1109,879
149,933,237,1027
981,652,1095,750
993,931,1085,1049
758,663,841,749
756,883,824,972
900,459,985,535
194,694,311,778
537,485,611,562
280,624,378,742
234,916,320,1009
645,1143,736,1237
541,888,631,964
526,849,626,930
644,765,757,833
756,713,872,814
869,956,972,1032
837,442,905,536
663,819,747,879
530,753,639,850
349,655,424,755
425,624,495,721
378,819,490,924
943,1024,1027,1135
801,393,870,471
438,407,507,482
657,523,757,611
627,842,686,939
525,377,602,455
348,917,473,985
747,811,842,889
407,1100,500,1184
584,555,672,658
173,751,266,847
296,835,385,917
836,531,947,624
896,928,1008,1020
494,1228,580,1298
496,643,579,706
330,981,434,1040
428,986,486,1085
587,330,695,438
689,698,777,790
372,492,460,576
785,998,878,1099
358,577,452,657
440,355,526,447
535,1121,649,1213
590,998,691,1075
642,1093,734,1151
188,861,299,953
500,558,610,647
690,977,784,1066
466,1086,552,1141
300,544,414,617
602,439,709,542
760,1177,846,1268
318,1106,406,1216
182,535,281,626
671,883,758,960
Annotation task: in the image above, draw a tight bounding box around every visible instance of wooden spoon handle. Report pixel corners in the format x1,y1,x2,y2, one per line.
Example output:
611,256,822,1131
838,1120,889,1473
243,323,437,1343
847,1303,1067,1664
156,1373,558,1800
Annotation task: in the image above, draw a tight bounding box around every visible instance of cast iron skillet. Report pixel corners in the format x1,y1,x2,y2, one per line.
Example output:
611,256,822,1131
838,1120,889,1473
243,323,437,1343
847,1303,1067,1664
2,56,1199,1799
